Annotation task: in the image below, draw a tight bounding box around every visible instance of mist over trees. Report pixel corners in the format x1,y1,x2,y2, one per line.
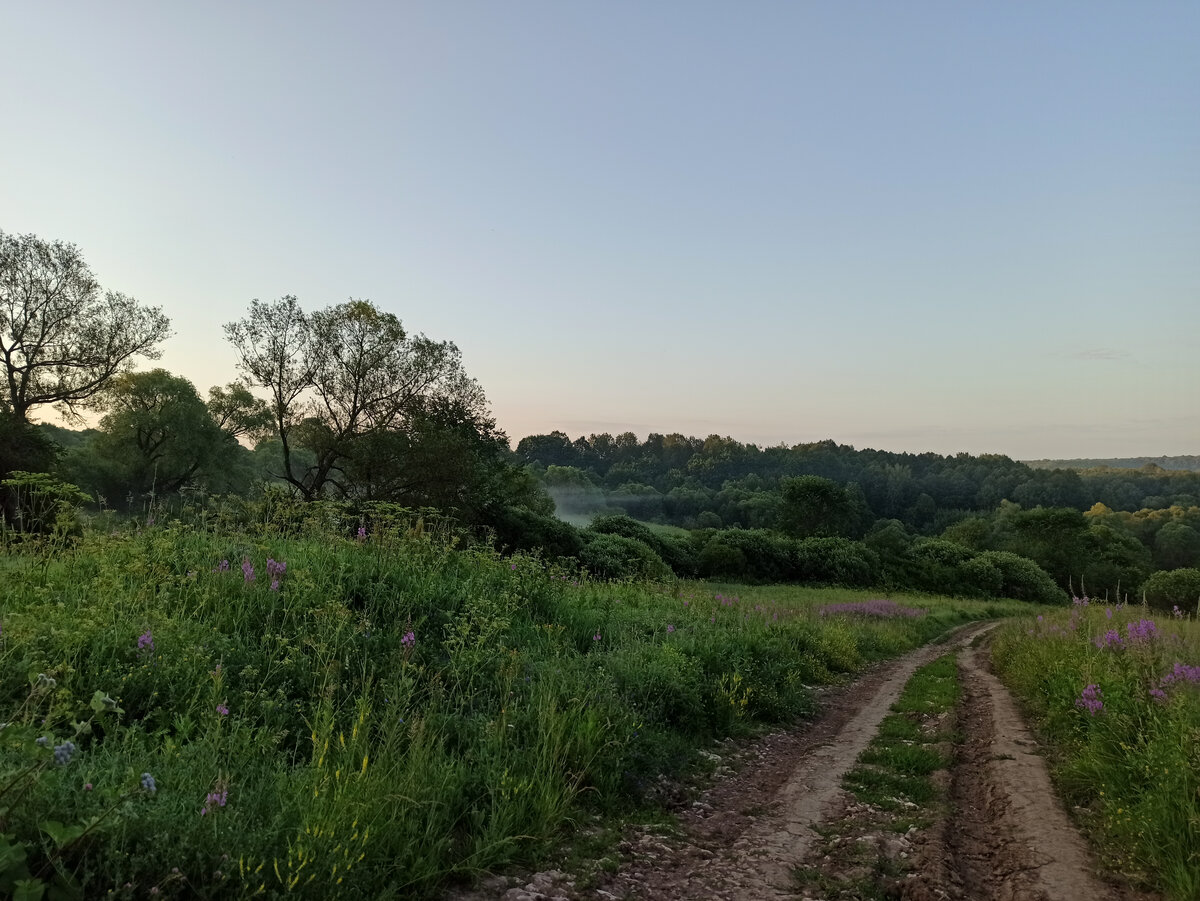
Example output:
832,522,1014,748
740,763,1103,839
512,430,1200,602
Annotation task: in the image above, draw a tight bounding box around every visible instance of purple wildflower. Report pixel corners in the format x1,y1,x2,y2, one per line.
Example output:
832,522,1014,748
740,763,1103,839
818,600,925,619
140,772,157,794
593,633,601,642
138,631,155,654
1126,619,1159,644
1075,684,1104,715
53,741,76,765
1160,662,1200,687
356,526,367,542
1150,688,1168,702
216,703,229,716
200,789,228,816
1093,629,1123,650
241,558,255,583
401,631,416,649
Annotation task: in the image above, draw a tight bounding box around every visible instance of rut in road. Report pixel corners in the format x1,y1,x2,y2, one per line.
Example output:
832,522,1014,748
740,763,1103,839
457,621,1145,901
929,639,1121,901
590,622,997,901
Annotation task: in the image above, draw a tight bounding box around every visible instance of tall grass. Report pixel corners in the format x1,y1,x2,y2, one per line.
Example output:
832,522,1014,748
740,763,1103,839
991,602,1200,900
1,517,1033,898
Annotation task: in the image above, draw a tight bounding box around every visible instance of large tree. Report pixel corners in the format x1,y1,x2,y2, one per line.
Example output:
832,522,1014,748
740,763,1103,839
225,297,488,500
0,230,171,422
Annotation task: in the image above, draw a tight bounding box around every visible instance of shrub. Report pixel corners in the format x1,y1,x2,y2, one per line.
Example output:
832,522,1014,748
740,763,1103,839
1142,568,1200,613
577,532,670,581
977,551,1063,604
791,538,879,587
588,514,696,576
696,537,747,579
702,528,793,582
488,507,584,559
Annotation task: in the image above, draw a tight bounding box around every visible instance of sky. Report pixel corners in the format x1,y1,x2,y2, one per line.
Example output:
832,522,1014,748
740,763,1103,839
2,2,1197,460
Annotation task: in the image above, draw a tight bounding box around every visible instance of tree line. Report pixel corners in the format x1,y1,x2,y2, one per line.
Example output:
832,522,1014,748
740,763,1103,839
3,229,1197,609
0,230,548,531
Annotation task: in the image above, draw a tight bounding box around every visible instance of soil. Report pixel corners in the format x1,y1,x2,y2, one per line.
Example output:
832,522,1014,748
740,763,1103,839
448,623,1159,901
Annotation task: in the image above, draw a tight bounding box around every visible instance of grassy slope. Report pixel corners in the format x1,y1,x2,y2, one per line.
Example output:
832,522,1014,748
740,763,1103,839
1,523,1037,899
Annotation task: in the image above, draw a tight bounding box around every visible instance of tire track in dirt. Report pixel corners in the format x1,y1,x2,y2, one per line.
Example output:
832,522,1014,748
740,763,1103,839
927,640,1121,901
590,622,998,901
454,622,1150,901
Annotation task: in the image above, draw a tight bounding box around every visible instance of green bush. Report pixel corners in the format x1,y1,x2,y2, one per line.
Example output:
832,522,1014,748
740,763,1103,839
588,514,696,576
577,532,670,581
791,538,879,587
978,550,1065,604
488,506,584,559
1142,568,1200,613
702,528,793,582
696,536,748,578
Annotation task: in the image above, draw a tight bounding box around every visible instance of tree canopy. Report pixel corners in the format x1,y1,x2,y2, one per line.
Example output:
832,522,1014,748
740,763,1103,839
224,296,491,501
0,230,170,421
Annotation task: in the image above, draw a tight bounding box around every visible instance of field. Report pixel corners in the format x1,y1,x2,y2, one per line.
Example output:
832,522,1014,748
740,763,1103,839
0,515,1031,900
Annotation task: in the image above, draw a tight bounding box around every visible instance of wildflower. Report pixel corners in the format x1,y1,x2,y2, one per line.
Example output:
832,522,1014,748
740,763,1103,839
216,703,229,716
138,631,155,654
53,741,77,766
667,624,675,633
266,558,286,578
1093,629,1123,650
141,772,157,794
1105,607,1113,620
1075,684,1104,715
242,558,255,583
201,789,228,815
36,736,49,747
1159,662,1200,687
1150,688,1167,702
401,631,416,649
356,525,367,542
1172,605,1183,619
817,600,924,618
593,633,601,641
84,783,93,791
1126,619,1158,643
270,579,280,592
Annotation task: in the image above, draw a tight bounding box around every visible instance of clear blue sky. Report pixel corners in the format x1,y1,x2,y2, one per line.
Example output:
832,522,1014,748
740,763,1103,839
3,2,1197,459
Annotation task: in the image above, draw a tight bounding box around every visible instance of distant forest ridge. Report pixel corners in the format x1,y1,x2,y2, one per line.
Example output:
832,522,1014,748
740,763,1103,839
1024,456,1200,473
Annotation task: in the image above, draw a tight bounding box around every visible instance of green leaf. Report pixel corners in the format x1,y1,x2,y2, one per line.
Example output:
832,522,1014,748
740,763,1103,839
89,691,122,715
13,878,47,901
0,832,29,870
39,821,85,849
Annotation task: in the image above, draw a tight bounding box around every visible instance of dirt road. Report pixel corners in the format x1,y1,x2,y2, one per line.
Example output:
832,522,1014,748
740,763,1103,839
457,622,1150,901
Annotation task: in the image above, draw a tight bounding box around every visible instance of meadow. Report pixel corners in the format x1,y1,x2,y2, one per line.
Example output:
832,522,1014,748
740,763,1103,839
992,600,1200,900
0,503,1033,900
